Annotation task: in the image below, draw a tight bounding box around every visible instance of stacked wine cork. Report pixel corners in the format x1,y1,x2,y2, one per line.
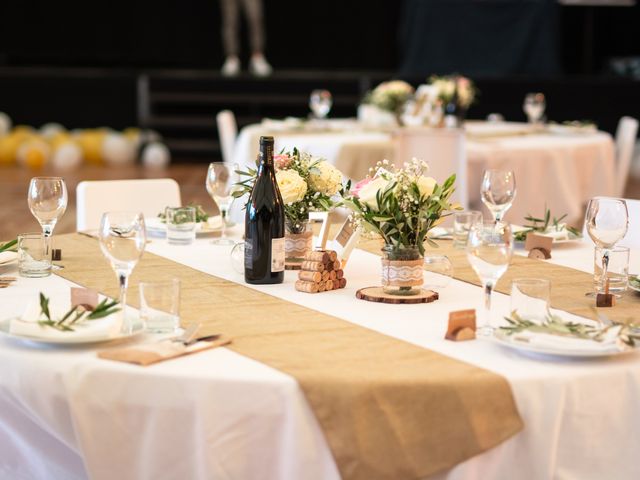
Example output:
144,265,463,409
295,250,347,294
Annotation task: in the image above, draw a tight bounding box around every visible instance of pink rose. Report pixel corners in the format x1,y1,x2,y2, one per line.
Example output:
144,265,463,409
350,177,374,198
274,154,292,170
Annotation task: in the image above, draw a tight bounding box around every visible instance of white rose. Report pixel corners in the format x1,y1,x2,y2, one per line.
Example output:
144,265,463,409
357,176,390,210
276,169,307,204
416,176,437,197
308,161,343,196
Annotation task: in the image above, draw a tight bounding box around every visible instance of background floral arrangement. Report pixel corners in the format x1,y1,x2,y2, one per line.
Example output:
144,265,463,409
363,80,415,114
428,75,477,109
342,158,459,255
234,148,344,232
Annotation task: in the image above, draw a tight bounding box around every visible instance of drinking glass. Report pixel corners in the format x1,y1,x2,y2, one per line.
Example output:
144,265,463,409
165,206,196,245
585,197,629,296
17,232,52,278
423,254,454,290
309,89,332,119
98,212,147,334
206,162,236,245
594,246,629,295
510,278,550,322
139,279,181,333
27,176,68,261
467,221,514,336
523,92,546,124
453,210,483,248
481,169,516,222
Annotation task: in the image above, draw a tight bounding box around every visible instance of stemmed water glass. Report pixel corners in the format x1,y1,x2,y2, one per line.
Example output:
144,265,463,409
206,162,236,245
27,177,68,261
309,89,332,120
481,169,516,222
467,221,514,336
585,197,629,296
523,92,546,124
98,212,147,334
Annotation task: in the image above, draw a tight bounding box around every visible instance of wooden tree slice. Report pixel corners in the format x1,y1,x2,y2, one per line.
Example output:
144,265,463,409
355,286,439,304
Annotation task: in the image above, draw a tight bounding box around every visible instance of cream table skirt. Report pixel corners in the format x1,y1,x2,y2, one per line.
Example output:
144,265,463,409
233,121,616,225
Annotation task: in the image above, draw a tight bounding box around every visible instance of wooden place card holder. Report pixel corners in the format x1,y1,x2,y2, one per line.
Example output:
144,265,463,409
525,233,552,260
71,287,99,310
295,250,347,294
445,309,476,341
596,278,616,307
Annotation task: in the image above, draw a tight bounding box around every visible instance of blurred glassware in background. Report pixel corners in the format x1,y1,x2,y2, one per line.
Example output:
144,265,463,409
523,93,546,124
309,90,333,120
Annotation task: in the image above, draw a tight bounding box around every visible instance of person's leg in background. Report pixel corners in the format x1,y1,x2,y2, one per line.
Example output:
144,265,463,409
241,0,272,76
220,0,241,76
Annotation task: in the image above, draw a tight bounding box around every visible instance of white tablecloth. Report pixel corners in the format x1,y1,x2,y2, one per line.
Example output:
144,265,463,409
1,236,639,480
233,121,616,225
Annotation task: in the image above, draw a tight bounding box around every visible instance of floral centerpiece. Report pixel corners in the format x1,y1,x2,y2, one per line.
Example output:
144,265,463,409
363,80,415,126
342,158,459,295
234,148,344,263
428,75,477,126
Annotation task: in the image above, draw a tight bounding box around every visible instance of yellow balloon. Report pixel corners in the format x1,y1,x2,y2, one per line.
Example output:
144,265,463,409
49,131,72,149
76,129,107,165
0,134,22,164
17,138,50,169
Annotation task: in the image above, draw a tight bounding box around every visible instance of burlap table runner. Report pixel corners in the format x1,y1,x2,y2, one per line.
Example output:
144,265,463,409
360,238,640,323
53,234,523,480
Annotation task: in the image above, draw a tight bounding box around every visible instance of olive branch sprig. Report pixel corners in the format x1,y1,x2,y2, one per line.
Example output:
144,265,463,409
513,207,581,242
37,293,120,332
0,239,17,253
501,310,640,347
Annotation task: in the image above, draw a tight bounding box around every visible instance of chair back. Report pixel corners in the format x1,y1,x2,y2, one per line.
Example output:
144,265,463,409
614,116,639,197
581,197,640,249
393,127,468,209
76,178,181,231
217,110,238,164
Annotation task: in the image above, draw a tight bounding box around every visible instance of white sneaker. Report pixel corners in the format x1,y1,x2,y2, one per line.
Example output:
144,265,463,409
221,56,240,77
249,55,272,77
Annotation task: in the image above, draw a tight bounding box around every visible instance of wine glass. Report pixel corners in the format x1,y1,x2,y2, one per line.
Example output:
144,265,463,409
523,93,546,124
98,212,147,334
480,169,516,222
467,221,514,336
27,177,68,261
309,89,332,120
206,162,236,245
585,197,629,296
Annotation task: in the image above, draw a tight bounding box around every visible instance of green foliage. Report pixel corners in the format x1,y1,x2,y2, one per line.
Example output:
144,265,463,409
0,239,17,253
513,206,582,241
36,293,120,332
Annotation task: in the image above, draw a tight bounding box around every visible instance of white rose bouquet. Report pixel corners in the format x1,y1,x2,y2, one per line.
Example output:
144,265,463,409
342,158,459,255
364,80,415,115
234,148,344,232
429,75,477,109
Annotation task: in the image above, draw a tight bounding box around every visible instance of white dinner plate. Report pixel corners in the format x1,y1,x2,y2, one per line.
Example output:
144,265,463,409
145,216,228,238
0,316,145,346
0,251,18,266
491,329,638,359
513,225,582,245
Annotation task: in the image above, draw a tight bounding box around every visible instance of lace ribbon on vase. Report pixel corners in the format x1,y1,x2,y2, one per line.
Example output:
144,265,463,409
381,258,424,287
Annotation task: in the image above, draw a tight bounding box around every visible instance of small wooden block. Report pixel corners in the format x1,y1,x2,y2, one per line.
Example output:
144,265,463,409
596,293,615,307
51,249,62,261
453,327,476,341
528,247,551,260
445,309,477,341
525,233,553,258
71,288,99,309
355,287,439,304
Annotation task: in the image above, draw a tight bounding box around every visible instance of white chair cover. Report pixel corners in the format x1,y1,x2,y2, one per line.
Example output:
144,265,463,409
217,110,238,165
614,116,639,197
393,127,468,209
76,179,181,231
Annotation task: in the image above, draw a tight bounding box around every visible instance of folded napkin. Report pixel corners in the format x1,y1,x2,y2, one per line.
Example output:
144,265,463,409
9,299,122,340
98,335,231,365
511,328,624,354
0,251,17,265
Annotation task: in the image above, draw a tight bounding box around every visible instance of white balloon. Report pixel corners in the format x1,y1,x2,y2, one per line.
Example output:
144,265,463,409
16,140,51,168
40,122,65,139
102,133,136,165
52,143,83,170
142,142,171,168
0,112,11,137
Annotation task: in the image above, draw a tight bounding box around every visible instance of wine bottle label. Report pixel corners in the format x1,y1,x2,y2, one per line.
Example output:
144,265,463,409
271,237,285,272
244,242,253,268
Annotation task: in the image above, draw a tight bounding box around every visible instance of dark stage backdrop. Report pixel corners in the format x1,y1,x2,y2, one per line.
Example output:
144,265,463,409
0,1,639,75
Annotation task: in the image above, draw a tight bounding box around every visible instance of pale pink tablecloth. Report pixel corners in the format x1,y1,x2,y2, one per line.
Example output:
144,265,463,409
466,131,615,225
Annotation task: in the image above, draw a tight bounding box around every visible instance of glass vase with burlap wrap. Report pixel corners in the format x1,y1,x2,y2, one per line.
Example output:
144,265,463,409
284,219,313,266
381,245,424,295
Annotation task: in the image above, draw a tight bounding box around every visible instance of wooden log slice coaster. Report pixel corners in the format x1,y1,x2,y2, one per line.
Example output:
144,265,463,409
355,286,439,304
